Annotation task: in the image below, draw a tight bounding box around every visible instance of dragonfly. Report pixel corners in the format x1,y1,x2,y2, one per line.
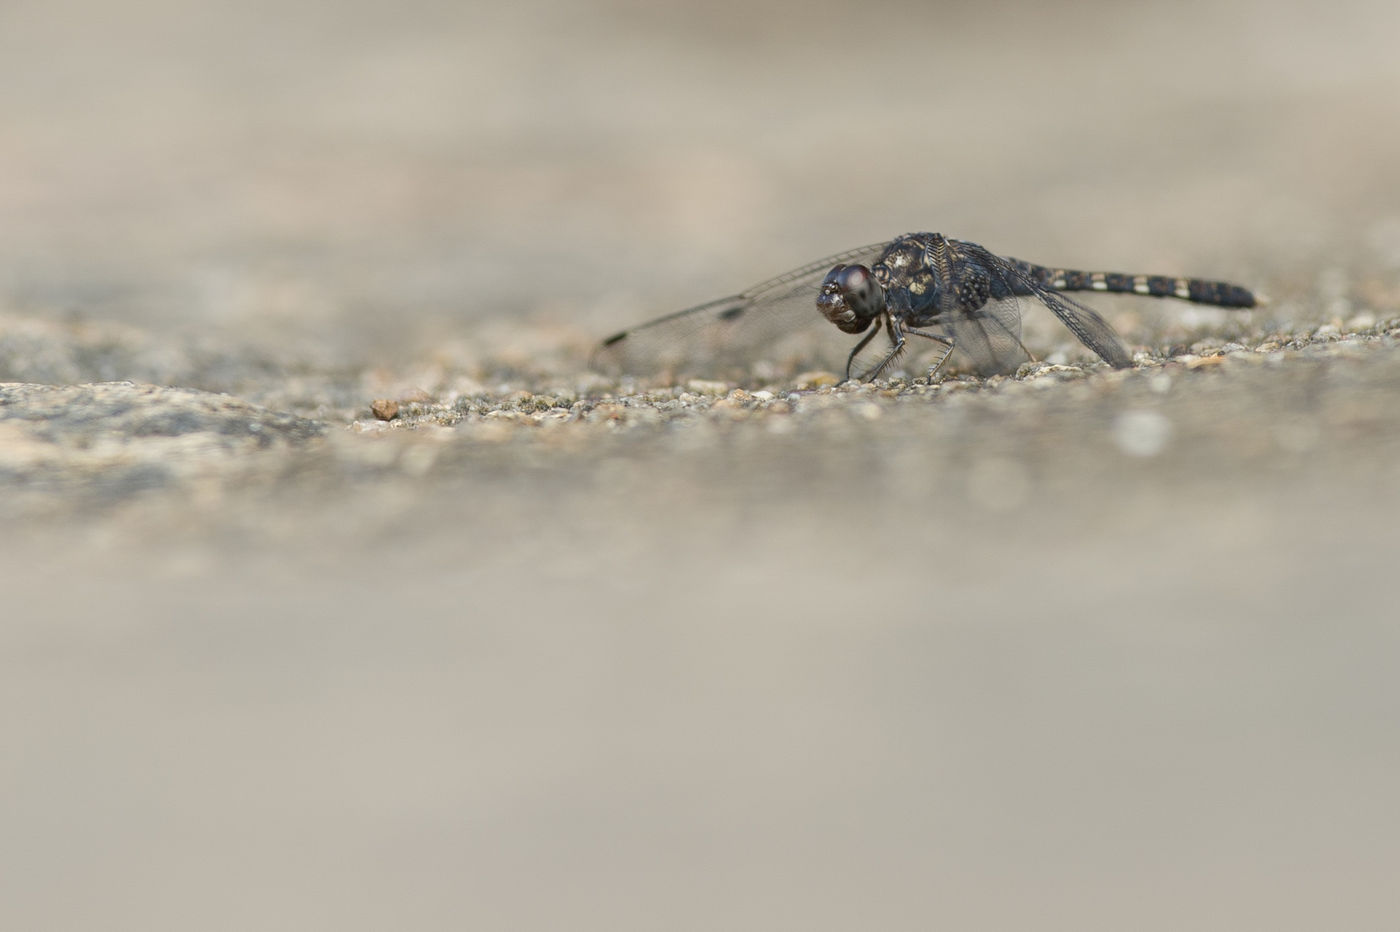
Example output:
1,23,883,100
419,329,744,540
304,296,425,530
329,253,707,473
595,232,1258,381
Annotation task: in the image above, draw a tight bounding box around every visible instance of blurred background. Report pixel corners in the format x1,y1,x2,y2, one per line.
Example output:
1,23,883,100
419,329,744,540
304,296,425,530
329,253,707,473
4,0,1398,359
3,0,1400,928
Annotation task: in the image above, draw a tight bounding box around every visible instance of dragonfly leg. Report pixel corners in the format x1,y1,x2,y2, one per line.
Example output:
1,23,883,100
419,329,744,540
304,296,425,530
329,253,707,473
902,326,956,381
843,319,886,380
846,314,914,380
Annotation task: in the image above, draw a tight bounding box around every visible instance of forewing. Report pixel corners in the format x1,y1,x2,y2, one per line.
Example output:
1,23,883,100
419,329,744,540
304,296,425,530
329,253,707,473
594,242,891,378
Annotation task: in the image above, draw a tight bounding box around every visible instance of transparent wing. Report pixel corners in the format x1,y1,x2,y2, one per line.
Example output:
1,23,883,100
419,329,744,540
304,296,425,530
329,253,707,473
1028,288,1133,368
946,297,1031,376
930,241,1032,376
959,241,1133,369
593,241,892,378
840,296,1025,381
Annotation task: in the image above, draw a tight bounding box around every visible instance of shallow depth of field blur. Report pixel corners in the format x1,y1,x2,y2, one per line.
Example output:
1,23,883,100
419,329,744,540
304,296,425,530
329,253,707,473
3,1,1399,929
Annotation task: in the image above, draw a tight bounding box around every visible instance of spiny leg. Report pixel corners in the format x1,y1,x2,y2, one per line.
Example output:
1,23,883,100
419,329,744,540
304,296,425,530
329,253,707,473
848,314,908,381
843,323,885,380
901,326,956,381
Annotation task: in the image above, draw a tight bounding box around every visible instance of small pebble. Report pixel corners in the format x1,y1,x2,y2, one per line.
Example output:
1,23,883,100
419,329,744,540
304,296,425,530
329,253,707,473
1186,355,1226,369
793,371,839,389
852,402,883,420
1114,410,1173,457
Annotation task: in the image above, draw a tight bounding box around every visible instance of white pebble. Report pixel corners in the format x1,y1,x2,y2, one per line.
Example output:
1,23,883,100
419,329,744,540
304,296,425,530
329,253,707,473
1114,410,1173,457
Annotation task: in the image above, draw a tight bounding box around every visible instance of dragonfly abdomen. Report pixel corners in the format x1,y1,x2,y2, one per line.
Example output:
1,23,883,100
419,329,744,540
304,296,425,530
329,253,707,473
1022,264,1256,308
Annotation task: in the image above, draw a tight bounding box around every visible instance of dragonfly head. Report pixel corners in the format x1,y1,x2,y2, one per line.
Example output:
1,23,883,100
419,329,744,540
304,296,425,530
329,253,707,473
817,264,885,334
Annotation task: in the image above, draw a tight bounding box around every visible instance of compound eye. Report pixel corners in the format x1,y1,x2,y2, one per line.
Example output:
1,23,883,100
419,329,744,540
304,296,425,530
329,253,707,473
835,265,884,317
834,265,872,298
818,263,883,334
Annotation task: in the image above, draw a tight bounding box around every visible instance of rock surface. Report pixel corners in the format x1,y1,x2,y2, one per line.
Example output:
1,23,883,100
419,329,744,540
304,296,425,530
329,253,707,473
0,381,324,515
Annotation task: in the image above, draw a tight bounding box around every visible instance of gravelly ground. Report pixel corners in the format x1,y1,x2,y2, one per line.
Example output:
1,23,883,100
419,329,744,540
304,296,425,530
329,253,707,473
4,1,1400,929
